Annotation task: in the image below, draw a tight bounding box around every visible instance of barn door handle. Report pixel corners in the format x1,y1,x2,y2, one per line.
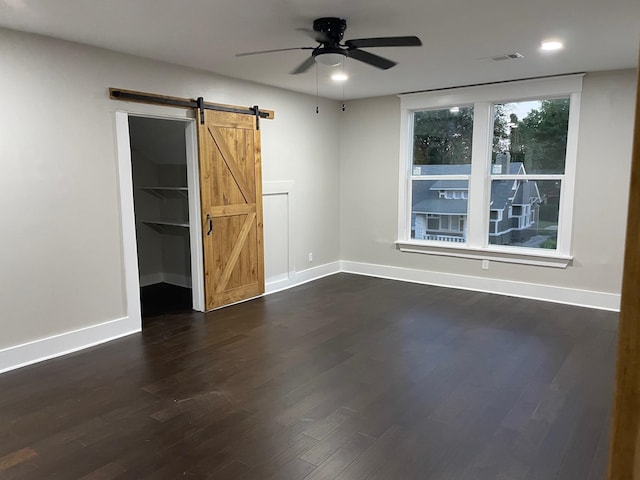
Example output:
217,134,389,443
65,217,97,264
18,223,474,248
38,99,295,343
206,214,213,236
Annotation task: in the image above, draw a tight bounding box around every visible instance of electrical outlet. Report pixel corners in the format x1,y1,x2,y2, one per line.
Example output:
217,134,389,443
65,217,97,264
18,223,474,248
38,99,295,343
308,252,313,262
482,259,489,270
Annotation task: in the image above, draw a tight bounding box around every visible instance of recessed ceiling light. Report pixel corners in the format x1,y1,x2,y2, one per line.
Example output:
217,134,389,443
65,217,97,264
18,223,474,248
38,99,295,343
331,72,349,82
540,40,564,51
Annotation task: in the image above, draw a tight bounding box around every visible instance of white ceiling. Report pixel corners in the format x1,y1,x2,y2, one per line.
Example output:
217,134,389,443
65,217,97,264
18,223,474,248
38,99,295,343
0,0,638,100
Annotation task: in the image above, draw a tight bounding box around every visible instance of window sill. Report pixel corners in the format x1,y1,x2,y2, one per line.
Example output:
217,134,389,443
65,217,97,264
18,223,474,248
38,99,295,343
394,240,573,268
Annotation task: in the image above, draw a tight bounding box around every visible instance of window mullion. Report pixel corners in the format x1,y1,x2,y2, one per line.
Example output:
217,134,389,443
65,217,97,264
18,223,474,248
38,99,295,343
556,91,581,255
398,110,413,240
467,102,492,248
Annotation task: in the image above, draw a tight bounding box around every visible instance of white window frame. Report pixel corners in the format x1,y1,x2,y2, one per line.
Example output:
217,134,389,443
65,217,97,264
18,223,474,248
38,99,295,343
396,74,583,268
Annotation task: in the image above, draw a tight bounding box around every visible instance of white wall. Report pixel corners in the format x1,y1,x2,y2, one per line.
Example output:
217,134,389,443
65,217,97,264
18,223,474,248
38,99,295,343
0,27,341,354
339,70,637,308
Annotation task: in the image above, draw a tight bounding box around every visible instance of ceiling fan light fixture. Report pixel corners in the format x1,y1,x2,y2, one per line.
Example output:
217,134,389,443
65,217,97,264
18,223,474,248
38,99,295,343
315,52,345,66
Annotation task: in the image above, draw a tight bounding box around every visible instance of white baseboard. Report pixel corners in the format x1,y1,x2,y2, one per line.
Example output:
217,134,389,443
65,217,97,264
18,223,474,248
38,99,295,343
265,261,341,295
340,260,621,311
265,272,289,285
0,317,140,374
1,258,618,375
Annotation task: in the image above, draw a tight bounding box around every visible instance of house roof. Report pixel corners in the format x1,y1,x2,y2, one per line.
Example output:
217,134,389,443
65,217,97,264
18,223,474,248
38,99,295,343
512,180,542,204
413,162,542,214
490,180,516,209
430,180,467,190
413,199,468,215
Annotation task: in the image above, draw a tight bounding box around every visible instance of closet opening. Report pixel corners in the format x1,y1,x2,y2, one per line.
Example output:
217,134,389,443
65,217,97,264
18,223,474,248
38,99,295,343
127,114,204,321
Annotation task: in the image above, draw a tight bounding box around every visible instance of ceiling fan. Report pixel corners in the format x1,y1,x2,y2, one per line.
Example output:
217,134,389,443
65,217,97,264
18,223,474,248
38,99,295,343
236,17,422,74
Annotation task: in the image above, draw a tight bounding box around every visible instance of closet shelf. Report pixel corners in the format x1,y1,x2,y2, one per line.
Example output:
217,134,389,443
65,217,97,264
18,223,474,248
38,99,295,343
138,186,188,199
141,219,190,231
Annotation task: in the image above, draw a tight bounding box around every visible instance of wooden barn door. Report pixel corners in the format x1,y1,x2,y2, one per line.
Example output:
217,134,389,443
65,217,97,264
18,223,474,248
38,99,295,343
197,109,264,310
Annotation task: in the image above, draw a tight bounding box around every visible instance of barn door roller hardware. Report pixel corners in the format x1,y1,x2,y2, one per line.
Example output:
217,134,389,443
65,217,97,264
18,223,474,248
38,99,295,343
109,88,274,129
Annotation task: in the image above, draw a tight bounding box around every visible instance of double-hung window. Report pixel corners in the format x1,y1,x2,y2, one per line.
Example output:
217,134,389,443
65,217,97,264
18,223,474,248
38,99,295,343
397,75,582,267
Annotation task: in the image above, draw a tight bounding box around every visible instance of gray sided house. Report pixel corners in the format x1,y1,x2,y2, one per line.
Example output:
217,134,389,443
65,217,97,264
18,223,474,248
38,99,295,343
412,161,542,245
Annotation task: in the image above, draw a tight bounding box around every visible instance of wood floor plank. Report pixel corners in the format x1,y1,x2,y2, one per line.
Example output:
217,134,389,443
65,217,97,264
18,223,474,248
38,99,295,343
0,448,37,472
298,417,367,466
302,432,375,480
333,424,405,480
0,273,617,479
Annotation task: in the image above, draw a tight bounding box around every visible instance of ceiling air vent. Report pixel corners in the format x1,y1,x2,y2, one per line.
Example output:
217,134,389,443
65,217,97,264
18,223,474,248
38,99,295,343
491,52,524,61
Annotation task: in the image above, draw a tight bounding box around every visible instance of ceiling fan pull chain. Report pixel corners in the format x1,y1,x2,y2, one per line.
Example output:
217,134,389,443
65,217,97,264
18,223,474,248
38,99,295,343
342,61,346,112
315,63,319,114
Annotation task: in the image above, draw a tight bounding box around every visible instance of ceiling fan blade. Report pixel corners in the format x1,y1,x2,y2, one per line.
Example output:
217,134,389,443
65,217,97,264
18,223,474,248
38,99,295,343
236,47,313,57
347,48,397,70
290,56,316,75
345,36,422,49
296,28,330,44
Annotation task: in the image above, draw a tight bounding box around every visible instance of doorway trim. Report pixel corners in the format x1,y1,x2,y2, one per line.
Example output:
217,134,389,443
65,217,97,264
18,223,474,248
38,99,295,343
114,110,205,327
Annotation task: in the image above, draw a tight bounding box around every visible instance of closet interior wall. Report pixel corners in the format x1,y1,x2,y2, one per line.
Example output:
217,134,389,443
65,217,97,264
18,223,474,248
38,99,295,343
129,117,192,296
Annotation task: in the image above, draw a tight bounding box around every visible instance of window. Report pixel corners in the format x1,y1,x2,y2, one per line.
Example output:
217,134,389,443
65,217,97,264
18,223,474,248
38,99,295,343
410,106,473,243
397,75,582,267
490,98,569,249
427,214,440,230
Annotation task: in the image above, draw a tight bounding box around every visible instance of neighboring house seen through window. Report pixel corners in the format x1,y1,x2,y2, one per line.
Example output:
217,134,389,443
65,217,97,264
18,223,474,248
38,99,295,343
397,75,582,266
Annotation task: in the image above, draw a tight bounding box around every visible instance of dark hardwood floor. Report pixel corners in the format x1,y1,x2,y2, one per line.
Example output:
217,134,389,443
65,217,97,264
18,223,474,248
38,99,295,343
0,274,618,479
140,283,193,319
